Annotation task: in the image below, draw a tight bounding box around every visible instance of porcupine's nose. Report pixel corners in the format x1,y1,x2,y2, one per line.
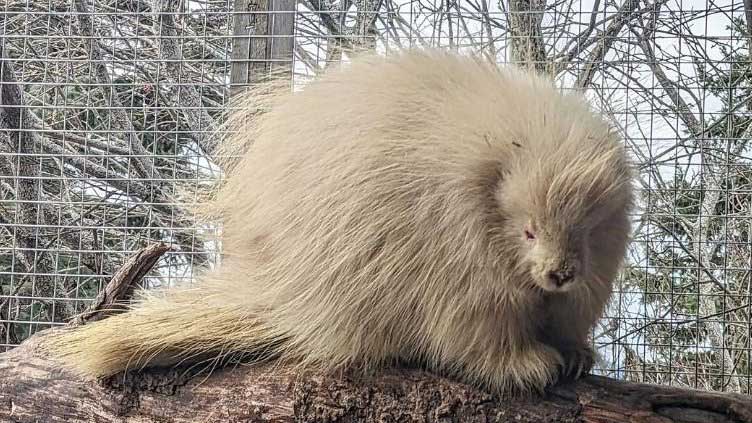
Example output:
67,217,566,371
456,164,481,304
548,269,575,287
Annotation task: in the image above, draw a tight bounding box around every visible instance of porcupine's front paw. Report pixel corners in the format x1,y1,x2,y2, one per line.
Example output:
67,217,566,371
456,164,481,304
558,344,594,381
467,341,568,395
507,342,566,394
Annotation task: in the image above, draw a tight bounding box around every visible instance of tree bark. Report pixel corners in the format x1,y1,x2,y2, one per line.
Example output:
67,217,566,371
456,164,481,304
507,0,547,74
153,0,219,158
230,0,295,90
73,243,172,324
2,243,752,422
0,329,750,422
0,41,76,325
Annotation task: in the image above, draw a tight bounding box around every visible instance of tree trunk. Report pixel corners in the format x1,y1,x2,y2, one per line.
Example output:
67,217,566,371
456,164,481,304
507,0,547,73
0,328,751,422
230,0,295,90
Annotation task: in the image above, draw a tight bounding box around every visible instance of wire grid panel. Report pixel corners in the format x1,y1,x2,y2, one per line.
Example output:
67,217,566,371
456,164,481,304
1,0,750,394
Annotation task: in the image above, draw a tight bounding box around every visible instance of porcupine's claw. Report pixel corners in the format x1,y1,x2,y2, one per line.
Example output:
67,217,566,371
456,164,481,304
559,344,594,381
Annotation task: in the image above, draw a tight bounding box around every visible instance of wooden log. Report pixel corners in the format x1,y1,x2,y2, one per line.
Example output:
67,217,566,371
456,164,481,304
1,330,752,422
1,244,751,422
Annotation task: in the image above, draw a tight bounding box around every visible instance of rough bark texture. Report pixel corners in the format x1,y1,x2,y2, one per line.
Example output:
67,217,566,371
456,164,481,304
153,0,219,157
0,328,750,422
0,42,75,325
73,243,172,324
230,0,295,90
508,0,547,73
2,241,752,422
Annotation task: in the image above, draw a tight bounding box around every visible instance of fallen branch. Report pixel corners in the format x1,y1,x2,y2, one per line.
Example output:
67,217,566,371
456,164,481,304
74,243,172,324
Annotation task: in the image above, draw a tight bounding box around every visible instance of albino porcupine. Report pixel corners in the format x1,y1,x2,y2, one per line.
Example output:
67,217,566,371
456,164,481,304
49,49,634,394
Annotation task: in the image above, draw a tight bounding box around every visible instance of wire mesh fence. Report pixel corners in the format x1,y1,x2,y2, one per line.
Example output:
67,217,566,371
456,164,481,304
1,0,750,394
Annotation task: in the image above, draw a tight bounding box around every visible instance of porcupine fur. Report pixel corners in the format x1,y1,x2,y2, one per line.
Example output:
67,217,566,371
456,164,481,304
50,49,634,394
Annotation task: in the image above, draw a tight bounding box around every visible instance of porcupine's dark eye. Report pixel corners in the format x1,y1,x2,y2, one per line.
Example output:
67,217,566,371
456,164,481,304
524,229,535,240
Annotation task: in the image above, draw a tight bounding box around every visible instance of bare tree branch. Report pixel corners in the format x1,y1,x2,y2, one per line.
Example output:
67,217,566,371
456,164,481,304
74,243,171,324
0,44,76,323
73,0,165,186
573,0,642,89
153,0,219,157
633,5,747,392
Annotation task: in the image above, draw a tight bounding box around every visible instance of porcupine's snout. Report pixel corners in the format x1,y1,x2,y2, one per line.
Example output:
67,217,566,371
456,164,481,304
546,264,576,288
526,238,585,292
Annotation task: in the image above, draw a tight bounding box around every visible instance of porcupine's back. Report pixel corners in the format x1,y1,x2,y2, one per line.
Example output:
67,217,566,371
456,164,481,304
208,50,625,370
50,49,628,381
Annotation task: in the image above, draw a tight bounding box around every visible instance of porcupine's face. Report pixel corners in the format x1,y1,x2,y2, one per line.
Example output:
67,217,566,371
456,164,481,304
497,145,632,293
516,216,590,293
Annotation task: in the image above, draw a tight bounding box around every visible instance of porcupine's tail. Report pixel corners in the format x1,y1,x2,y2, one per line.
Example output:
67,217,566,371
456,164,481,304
48,277,288,378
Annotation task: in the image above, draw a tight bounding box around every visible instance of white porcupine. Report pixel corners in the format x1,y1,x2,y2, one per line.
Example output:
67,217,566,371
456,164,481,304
50,49,634,394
